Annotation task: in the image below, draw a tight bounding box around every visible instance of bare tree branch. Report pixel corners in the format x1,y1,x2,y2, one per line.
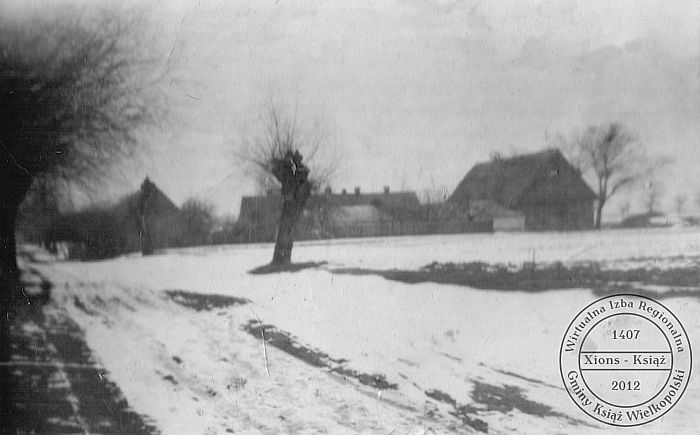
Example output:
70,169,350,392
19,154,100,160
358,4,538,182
231,100,341,266
0,5,167,289
233,100,340,192
571,122,663,228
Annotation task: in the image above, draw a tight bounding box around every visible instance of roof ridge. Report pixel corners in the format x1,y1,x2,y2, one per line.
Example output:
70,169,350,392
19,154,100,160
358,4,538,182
448,147,592,207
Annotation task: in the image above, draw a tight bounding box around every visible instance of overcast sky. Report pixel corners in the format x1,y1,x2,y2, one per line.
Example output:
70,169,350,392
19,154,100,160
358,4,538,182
7,0,700,218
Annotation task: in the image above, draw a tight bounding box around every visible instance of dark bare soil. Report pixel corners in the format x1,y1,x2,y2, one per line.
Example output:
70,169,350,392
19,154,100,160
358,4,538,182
249,261,327,275
426,379,595,433
1,267,158,434
242,319,398,390
425,389,488,432
334,260,700,295
163,290,399,391
164,289,250,311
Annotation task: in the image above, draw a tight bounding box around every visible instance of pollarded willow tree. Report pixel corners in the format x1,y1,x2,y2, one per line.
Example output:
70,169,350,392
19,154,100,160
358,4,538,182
0,7,165,295
238,103,338,266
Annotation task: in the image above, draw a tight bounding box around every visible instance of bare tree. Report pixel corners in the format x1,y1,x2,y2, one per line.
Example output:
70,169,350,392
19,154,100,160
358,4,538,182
16,176,64,252
237,102,337,266
0,8,164,294
554,130,586,174
178,197,216,247
574,123,650,228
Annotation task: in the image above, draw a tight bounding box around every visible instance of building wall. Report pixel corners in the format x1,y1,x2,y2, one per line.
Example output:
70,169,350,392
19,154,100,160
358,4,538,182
521,200,593,231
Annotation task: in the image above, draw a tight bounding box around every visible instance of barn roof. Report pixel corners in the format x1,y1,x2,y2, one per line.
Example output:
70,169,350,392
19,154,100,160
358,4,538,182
55,178,179,243
115,177,179,216
448,149,596,208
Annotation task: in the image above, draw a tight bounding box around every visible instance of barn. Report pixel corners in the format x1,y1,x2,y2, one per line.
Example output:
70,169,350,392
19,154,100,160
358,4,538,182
448,149,596,231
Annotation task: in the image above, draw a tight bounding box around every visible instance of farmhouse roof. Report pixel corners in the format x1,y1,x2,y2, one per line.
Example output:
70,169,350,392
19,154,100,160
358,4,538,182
448,148,596,208
115,177,179,216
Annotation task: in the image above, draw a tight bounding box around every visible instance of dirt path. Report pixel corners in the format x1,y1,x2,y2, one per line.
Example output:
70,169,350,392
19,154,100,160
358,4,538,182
1,264,157,434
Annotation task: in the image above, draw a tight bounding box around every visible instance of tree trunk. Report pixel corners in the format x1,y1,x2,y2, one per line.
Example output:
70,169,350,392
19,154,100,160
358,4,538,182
270,150,312,266
0,208,20,287
272,198,305,265
595,198,604,229
1,167,32,300
1,167,31,416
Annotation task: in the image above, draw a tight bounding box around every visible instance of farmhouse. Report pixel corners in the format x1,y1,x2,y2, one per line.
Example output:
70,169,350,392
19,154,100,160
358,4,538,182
237,186,422,241
448,149,596,231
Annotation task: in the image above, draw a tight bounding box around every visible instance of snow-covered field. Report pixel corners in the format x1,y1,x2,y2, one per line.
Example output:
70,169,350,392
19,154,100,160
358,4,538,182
29,228,700,434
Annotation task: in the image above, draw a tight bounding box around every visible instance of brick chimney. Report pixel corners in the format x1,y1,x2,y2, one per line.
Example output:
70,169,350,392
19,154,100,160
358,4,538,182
341,188,347,195
383,185,390,194
324,186,332,195
354,186,360,196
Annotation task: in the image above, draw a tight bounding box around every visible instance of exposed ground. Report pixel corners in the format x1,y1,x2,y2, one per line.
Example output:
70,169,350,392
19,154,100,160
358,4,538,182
333,259,700,297
1,265,157,434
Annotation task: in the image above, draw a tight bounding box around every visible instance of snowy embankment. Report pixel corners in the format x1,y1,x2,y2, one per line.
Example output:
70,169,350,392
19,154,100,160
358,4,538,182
31,227,700,434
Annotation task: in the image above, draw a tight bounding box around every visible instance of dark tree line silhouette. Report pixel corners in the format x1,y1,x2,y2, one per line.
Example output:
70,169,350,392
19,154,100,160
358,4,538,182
0,7,164,295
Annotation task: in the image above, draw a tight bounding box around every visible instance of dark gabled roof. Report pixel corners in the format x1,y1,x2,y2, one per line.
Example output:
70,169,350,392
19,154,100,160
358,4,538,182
239,190,421,222
448,149,596,208
238,195,281,223
54,178,179,244
113,178,179,217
